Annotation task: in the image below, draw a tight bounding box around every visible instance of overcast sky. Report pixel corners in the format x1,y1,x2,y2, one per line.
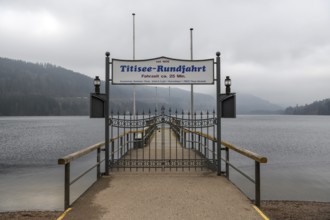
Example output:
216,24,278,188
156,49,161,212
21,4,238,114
1,0,330,106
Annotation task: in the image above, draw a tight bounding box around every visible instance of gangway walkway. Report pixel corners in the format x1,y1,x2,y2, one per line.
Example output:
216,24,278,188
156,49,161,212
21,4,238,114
63,173,264,220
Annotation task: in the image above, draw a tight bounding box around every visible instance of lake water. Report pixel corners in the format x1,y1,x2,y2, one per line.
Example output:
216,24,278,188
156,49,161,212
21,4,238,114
0,115,330,211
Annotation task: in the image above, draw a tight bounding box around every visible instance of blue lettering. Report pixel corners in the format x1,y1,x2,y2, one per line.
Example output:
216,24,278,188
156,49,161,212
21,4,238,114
120,65,126,72
157,65,164,72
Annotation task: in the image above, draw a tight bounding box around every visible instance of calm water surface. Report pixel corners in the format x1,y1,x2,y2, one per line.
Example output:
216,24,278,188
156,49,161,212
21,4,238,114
223,115,330,202
0,115,329,211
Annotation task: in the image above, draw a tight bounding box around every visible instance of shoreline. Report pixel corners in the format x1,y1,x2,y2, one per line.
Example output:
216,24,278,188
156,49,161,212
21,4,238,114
261,200,330,220
0,211,62,220
1,201,329,220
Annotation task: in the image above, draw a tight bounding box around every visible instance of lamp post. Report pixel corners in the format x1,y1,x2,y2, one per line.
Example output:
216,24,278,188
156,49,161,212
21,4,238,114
225,76,231,95
94,76,101,94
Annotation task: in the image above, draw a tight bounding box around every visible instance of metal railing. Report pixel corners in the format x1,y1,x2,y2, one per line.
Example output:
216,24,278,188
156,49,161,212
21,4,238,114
58,127,155,210
221,140,267,207
58,127,267,209
58,142,105,210
187,130,268,207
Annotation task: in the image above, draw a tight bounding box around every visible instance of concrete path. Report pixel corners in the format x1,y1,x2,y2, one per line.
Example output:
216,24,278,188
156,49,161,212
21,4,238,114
64,172,263,220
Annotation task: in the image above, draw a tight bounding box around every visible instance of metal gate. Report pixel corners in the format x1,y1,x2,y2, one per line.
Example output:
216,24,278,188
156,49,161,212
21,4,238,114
109,107,217,171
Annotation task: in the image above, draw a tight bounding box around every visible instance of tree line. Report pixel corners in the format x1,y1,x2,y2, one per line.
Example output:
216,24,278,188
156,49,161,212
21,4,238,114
284,99,330,115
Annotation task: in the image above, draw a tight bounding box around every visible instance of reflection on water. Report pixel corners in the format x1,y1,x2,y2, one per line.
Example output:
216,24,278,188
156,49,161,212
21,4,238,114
0,115,330,211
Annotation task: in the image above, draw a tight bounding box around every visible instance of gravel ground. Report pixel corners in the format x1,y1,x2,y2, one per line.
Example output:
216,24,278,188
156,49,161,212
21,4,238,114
0,211,61,220
1,201,329,219
261,200,330,220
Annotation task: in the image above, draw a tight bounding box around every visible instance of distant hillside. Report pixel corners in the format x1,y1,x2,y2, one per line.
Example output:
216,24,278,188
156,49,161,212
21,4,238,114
109,85,215,113
0,57,285,116
0,57,214,116
284,99,330,115
0,57,93,115
237,94,283,114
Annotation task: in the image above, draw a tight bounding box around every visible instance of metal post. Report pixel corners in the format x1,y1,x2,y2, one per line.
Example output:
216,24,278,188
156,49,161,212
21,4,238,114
226,147,229,179
255,161,261,207
216,52,222,176
132,13,136,61
156,87,158,113
132,13,136,119
111,141,115,161
169,86,171,107
64,163,70,209
190,28,194,120
105,52,110,175
97,148,101,179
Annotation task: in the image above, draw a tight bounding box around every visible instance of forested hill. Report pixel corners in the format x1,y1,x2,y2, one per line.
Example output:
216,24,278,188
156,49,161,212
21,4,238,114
284,99,330,115
1,57,286,116
0,57,215,116
0,57,93,115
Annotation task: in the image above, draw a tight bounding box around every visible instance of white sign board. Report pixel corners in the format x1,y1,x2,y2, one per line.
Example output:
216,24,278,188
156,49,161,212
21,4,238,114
112,57,214,84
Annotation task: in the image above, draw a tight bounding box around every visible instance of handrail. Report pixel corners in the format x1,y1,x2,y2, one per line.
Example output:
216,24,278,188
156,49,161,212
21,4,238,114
58,142,105,210
182,129,267,163
183,128,216,142
58,141,105,165
221,141,267,164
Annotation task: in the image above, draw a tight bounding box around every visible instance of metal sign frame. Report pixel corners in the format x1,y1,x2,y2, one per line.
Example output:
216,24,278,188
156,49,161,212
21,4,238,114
112,56,214,85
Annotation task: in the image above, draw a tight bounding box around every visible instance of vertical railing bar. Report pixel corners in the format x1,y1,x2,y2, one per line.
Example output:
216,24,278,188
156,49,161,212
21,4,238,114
149,110,151,172
188,112,191,171
206,111,210,166
255,161,261,207
194,112,197,171
213,140,216,167
97,148,101,179
111,141,114,170
181,111,184,171
155,108,157,172
130,112,132,172
116,112,119,170
123,113,126,172
226,147,229,179
136,113,138,172
142,111,145,172
200,111,202,171
64,163,70,210
213,110,216,167
161,110,165,172
175,110,178,171
169,109,172,172
110,111,113,170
